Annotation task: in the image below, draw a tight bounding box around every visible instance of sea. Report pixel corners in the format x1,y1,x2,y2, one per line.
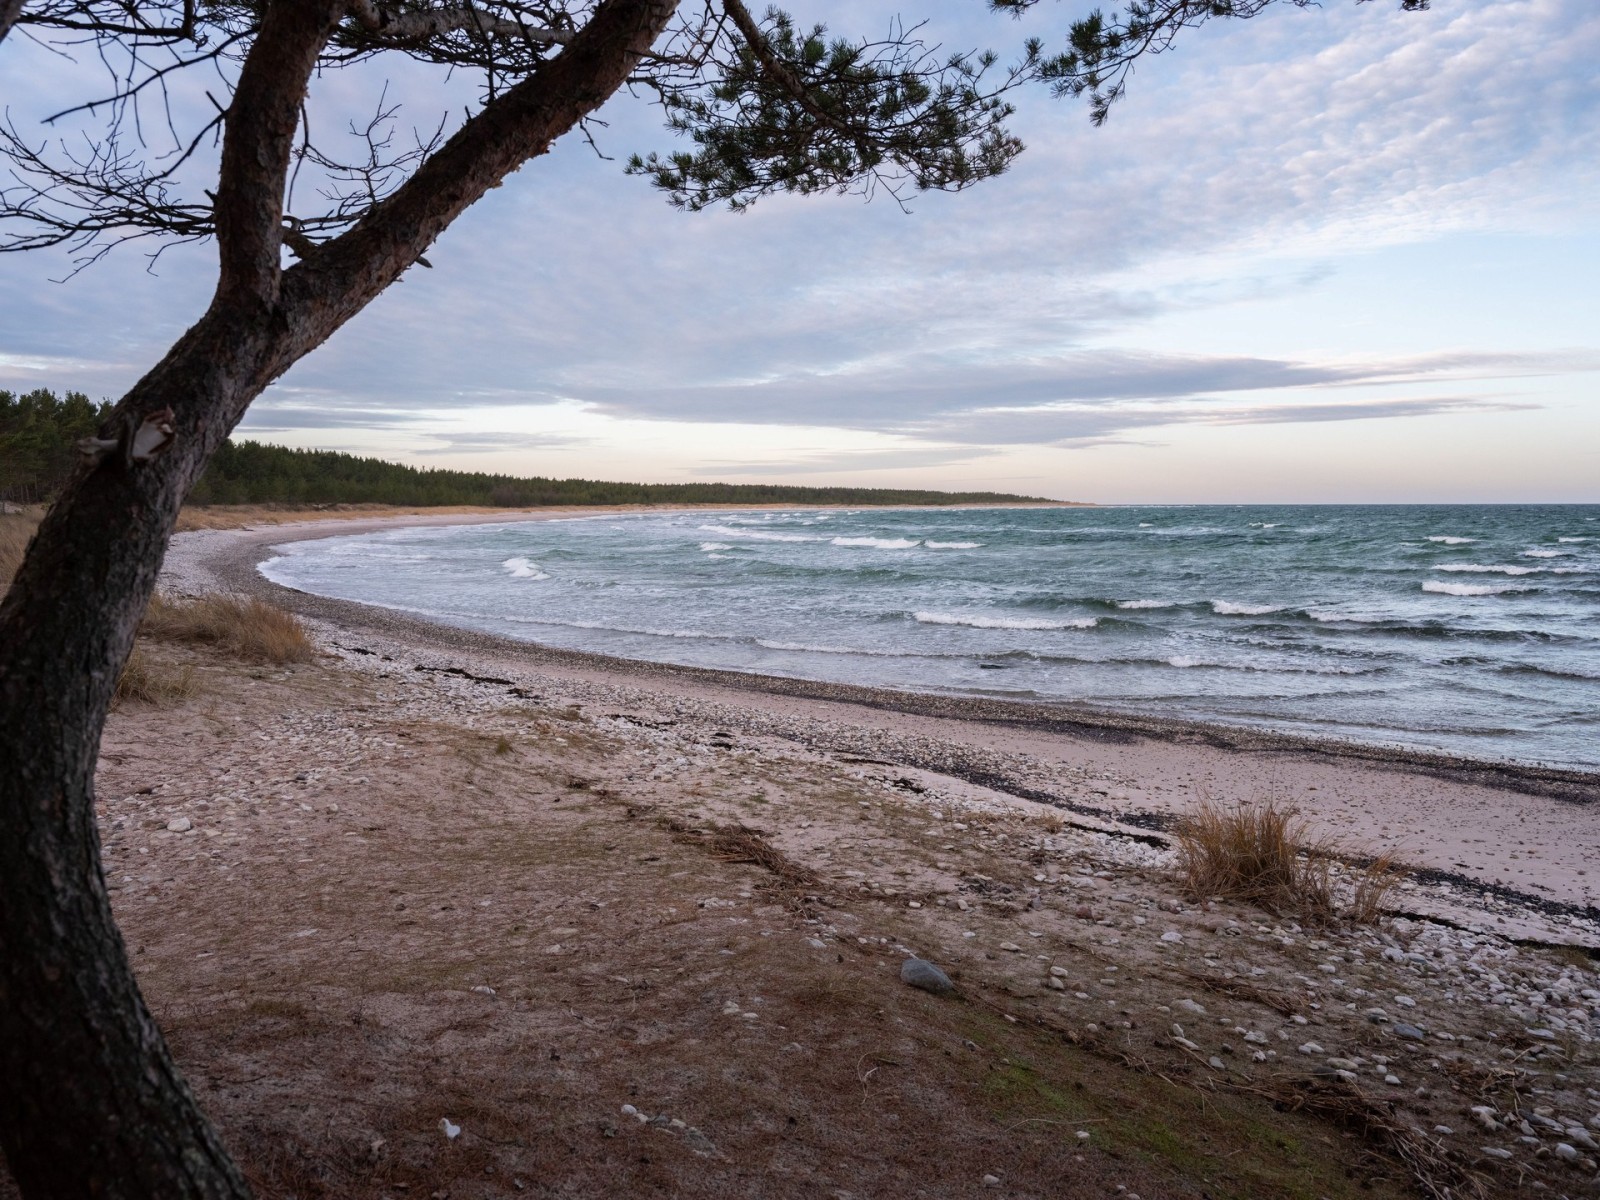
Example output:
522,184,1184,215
259,505,1600,770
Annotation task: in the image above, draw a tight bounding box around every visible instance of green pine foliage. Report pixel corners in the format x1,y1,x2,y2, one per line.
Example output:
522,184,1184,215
188,439,1047,507
0,389,1049,507
0,388,115,503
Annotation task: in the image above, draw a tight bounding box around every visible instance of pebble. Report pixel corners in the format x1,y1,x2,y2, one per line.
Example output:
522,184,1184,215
982,1174,1001,1187
900,958,955,996
1393,1023,1426,1041
1481,1147,1512,1160
165,816,192,833
999,942,1022,953
1393,995,1416,1008
1159,931,1183,943
1298,1042,1324,1055
1554,1143,1580,1163
1176,998,1206,1015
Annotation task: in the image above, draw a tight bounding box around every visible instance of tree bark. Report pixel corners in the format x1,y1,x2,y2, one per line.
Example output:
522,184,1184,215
0,1,676,1195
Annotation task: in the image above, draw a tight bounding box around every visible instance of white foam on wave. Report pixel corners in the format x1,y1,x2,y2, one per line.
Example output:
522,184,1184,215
1211,601,1284,616
1307,609,1388,624
1137,522,1152,528
914,611,1097,631
1422,580,1522,596
1249,522,1280,529
831,536,920,549
698,523,815,543
1116,599,1175,610
756,638,893,656
1432,563,1539,575
501,556,550,580
1521,549,1565,558
1559,536,1589,543
1427,536,1475,544
698,542,733,552
1167,655,1203,668
924,540,982,550
705,553,733,560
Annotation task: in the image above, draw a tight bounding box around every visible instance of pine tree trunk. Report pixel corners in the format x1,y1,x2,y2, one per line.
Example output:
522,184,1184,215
0,3,678,1193
0,303,276,1198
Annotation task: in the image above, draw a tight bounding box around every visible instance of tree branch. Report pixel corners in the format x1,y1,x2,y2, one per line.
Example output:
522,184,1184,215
212,0,346,302
277,0,678,362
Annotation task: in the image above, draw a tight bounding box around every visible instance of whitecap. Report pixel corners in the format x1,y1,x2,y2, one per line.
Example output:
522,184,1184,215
1211,600,1284,616
1306,610,1388,624
1521,549,1565,558
1558,536,1589,543
705,553,732,560
1426,536,1475,544
831,536,921,550
1116,599,1175,610
913,611,1097,631
1431,563,1539,575
1422,581,1521,596
501,556,550,580
924,540,982,549
698,523,815,543
1167,655,1203,668
1249,522,1280,529
698,542,733,552
1137,522,1153,528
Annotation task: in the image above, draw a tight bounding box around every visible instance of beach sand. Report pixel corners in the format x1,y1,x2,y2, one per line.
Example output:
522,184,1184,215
9,508,1595,1198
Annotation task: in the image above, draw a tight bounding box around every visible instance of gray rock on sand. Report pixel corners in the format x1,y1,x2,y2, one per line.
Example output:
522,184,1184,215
901,958,955,996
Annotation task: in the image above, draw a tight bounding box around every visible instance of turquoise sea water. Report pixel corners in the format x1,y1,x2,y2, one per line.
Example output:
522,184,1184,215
260,505,1600,769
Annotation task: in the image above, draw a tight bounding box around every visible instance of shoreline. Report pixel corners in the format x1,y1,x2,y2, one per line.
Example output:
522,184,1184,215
195,507,1600,799
162,509,1600,946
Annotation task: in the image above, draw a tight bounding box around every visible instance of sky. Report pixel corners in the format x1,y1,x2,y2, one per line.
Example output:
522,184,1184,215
2,0,1597,503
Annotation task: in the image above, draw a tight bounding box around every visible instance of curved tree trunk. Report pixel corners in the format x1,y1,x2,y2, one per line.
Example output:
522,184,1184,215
0,1,676,1194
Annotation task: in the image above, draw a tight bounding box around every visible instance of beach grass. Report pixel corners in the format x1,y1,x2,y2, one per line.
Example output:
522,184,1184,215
142,593,315,664
1174,796,1397,926
114,647,198,706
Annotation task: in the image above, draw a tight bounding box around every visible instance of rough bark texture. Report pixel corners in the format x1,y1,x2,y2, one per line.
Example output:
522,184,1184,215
0,0,23,47
0,1,676,1195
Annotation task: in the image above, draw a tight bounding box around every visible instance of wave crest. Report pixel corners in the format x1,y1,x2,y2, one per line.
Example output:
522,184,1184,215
913,610,1097,631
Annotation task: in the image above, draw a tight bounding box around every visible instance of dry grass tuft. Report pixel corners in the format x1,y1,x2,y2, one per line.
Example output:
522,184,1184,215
1237,1076,1486,1200
0,511,40,593
115,647,198,706
142,594,314,664
1175,796,1397,926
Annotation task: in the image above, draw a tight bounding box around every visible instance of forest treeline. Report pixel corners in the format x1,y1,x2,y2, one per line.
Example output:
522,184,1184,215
2,389,1048,507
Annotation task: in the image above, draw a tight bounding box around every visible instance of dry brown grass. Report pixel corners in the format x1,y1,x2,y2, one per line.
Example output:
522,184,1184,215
142,593,315,664
0,510,41,593
114,647,198,705
1175,796,1397,926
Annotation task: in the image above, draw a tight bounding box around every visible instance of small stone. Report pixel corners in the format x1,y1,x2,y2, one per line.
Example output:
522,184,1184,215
1554,1143,1580,1163
1160,931,1183,943
982,1174,1001,1187
900,958,955,996
1050,965,1070,978
1385,1074,1401,1086
1048,977,1066,990
439,1118,461,1140
1526,1028,1557,1040
1076,1130,1090,1141
1393,1023,1426,1042
1480,1147,1512,1160
1176,998,1207,1016
1365,1008,1390,1023
999,942,1022,953
1298,1041,1324,1055
807,938,827,949
1435,1126,1454,1136
620,1105,637,1116
1393,995,1416,1008
166,817,192,833
1208,1056,1225,1070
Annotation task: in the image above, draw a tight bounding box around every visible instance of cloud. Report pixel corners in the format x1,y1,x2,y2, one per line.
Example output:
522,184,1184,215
411,431,589,455
698,445,999,475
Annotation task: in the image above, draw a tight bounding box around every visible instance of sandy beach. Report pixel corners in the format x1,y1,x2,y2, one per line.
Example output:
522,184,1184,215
28,508,1597,1198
